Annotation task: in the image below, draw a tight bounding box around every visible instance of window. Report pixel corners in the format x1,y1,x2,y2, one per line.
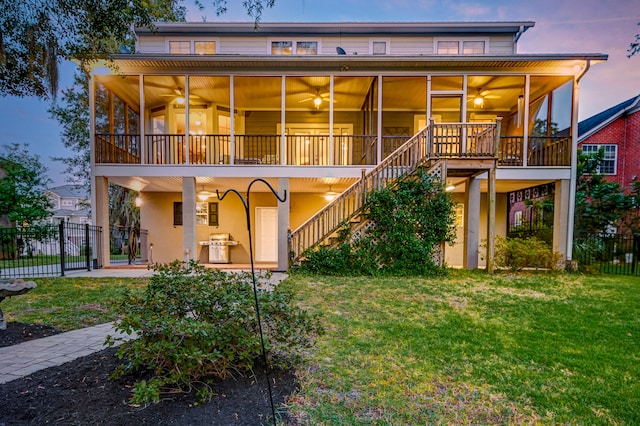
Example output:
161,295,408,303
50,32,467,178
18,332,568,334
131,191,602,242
581,144,617,175
271,41,292,55
173,202,183,226
514,210,523,227
194,41,216,55
437,41,459,54
271,40,318,55
372,41,387,55
462,41,485,54
173,202,219,226
296,41,317,55
169,41,191,54
437,40,486,55
455,203,464,227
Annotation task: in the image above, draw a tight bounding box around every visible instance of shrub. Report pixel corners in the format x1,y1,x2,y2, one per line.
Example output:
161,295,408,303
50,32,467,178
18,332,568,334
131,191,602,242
493,236,562,271
107,260,322,403
297,168,456,276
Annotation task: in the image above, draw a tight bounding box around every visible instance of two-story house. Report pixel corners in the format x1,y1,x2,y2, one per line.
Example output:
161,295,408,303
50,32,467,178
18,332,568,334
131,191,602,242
47,185,91,224
88,21,605,270
578,94,640,189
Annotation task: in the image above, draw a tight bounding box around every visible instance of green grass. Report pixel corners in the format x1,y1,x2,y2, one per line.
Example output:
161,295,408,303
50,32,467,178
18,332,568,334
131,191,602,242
3,271,639,424
281,271,640,425
2,277,148,330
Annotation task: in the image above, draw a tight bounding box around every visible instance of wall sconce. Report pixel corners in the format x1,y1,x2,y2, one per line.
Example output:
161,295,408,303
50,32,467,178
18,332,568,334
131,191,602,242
135,195,142,207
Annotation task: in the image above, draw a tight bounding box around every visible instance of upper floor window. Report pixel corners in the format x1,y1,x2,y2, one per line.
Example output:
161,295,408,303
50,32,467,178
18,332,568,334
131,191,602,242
194,41,216,55
462,41,485,54
296,41,318,55
372,41,388,55
271,40,318,55
169,40,216,54
169,41,191,54
437,40,486,55
581,144,617,175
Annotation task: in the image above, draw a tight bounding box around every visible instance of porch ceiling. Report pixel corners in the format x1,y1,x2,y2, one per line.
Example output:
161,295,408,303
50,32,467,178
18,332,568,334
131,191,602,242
107,176,357,194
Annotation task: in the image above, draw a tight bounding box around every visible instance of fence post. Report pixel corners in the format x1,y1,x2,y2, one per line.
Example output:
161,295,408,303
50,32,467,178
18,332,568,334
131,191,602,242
85,224,91,271
59,221,65,277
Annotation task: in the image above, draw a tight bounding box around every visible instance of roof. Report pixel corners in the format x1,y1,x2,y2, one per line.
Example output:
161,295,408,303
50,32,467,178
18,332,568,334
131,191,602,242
136,21,536,37
47,185,89,199
578,94,640,140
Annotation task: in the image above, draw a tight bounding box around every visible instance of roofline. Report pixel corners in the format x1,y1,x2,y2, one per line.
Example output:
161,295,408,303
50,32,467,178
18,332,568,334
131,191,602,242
578,93,640,141
108,52,607,74
135,21,536,36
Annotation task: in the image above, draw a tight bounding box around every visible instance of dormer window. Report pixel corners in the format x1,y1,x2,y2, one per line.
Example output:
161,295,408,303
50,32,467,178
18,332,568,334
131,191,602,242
463,41,485,54
195,41,216,55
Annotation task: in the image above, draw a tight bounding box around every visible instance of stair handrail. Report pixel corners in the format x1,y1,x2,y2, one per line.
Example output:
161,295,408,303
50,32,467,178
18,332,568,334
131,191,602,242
289,126,431,261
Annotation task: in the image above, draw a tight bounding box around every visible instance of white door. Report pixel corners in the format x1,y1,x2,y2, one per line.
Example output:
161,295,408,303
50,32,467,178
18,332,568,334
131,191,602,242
255,207,278,262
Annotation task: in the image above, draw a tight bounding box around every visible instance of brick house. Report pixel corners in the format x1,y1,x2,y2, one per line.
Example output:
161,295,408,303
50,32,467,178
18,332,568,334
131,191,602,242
578,94,640,188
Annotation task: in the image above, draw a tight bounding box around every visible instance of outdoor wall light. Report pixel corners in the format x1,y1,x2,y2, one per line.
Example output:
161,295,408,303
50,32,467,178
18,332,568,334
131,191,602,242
135,195,142,207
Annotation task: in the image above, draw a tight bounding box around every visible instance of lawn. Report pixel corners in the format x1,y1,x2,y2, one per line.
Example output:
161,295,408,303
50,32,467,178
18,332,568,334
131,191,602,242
1,277,148,330
2,271,638,424
281,271,640,425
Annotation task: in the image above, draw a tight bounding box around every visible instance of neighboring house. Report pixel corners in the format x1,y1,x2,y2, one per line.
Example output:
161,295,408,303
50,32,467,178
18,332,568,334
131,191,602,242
46,185,91,224
88,21,605,270
578,94,640,189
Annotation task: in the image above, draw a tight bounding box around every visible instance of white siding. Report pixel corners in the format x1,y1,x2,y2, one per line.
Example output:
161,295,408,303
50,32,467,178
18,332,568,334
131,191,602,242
218,37,268,55
390,37,435,55
487,36,514,54
137,36,167,54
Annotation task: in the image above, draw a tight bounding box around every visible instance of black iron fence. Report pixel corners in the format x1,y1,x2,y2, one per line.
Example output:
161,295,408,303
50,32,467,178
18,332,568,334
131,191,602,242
573,233,640,275
0,223,103,278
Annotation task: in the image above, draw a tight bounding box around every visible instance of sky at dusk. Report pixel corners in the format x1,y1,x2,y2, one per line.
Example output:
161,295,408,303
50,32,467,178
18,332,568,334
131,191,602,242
0,0,638,186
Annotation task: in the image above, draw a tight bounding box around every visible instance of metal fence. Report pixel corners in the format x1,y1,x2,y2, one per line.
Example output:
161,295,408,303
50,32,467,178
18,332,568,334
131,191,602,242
0,223,103,278
573,233,640,275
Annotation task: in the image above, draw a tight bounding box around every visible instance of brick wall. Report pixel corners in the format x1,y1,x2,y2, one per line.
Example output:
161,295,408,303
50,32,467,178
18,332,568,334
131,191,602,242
578,109,640,190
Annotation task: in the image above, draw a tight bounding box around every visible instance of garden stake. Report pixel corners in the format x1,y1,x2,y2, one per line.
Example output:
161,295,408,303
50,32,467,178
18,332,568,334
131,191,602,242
217,178,286,426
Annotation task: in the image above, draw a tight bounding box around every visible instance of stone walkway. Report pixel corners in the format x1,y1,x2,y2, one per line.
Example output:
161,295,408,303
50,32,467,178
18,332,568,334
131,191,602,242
0,268,287,385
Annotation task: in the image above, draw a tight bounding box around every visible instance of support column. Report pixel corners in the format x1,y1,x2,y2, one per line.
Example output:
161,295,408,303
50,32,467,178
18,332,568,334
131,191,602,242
553,179,571,264
464,176,481,269
94,176,110,268
277,177,290,271
486,166,496,274
182,177,197,262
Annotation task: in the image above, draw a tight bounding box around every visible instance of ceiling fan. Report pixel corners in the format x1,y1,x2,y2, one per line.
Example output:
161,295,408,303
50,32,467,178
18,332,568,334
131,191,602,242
467,89,501,108
160,89,200,104
297,88,336,109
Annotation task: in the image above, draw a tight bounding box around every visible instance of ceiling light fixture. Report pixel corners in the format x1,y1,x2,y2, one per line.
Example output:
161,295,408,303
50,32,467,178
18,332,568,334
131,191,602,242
324,185,339,201
445,182,456,192
198,185,213,201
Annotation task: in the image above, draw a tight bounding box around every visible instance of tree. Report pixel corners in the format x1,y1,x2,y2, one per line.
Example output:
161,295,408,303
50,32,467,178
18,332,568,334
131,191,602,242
574,148,636,236
0,143,53,226
0,0,276,99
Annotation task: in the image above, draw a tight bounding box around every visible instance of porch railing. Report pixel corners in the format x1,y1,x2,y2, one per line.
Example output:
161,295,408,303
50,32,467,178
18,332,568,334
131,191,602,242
498,135,571,167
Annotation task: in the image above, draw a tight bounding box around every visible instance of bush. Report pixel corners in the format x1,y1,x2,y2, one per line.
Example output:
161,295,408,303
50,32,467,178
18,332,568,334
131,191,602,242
107,260,322,403
493,236,562,271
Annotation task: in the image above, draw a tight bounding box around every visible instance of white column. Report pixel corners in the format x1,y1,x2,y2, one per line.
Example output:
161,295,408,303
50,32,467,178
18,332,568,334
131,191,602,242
277,177,290,271
182,177,197,262
94,176,110,267
554,179,571,263
464,176,481,269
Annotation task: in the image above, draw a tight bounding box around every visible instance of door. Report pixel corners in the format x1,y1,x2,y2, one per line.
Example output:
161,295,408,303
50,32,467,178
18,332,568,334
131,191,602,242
255,207,278,262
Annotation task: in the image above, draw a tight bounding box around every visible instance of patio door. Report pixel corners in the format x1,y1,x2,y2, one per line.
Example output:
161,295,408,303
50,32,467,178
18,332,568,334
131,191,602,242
255,207,278,262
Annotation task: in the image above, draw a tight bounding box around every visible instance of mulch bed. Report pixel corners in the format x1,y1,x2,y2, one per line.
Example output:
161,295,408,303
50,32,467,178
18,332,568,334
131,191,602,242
0,322,298,425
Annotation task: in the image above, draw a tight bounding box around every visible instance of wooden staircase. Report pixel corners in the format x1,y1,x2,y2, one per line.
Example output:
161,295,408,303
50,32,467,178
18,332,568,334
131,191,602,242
288,121,500,265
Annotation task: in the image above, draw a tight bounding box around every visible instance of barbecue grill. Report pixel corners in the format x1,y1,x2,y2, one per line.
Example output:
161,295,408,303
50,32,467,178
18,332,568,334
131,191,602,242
199,233,238,263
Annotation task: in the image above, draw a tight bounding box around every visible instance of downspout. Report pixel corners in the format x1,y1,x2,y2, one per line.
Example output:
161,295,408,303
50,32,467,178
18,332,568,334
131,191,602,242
567,60,591,265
